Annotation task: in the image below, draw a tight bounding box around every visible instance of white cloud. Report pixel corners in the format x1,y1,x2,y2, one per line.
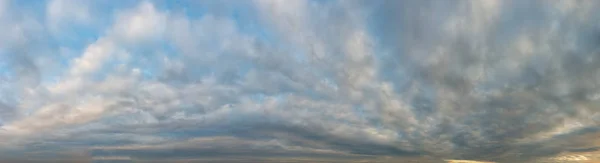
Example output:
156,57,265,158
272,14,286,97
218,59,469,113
46,0,91,27
3,2,156,135
70,38,117,76
112,1,167,44
46,37,122,97
4,95,117,134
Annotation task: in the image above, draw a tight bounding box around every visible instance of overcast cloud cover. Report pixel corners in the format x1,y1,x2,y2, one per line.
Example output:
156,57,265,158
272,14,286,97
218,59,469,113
1,0,600,162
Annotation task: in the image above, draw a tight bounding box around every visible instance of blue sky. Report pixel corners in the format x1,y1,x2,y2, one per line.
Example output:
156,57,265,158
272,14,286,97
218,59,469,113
1,0,600,162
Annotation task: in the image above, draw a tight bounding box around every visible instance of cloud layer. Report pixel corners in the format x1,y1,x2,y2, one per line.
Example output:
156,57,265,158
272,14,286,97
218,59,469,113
1,0,600,162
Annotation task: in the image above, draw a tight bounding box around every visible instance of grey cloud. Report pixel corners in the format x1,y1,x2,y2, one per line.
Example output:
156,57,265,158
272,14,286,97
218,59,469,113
3,0,600,162
367,0,600,161
567,147,600,153
9,53,41,89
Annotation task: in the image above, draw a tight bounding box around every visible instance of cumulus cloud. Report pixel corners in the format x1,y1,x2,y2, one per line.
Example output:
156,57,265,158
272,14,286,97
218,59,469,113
111,1,167,44
0,0,599,162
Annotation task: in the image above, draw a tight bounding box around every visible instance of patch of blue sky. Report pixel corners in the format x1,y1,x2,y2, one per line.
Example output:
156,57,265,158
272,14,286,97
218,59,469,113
0,58,10,79
96,0,141,14
156,0,208,18
229,4,277,44
49,24,104,51
10,0,46,17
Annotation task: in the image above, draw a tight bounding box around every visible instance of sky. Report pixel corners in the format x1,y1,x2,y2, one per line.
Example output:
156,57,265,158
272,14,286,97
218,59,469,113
1,0,600,163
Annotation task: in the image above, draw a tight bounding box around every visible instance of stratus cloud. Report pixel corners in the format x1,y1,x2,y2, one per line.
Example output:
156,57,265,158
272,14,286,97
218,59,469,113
0,0,599,163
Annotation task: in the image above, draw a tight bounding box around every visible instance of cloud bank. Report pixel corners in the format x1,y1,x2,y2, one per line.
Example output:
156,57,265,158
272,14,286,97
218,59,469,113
1,0,600,162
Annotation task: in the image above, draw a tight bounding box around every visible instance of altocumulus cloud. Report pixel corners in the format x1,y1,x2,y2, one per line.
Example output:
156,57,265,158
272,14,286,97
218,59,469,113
0,0,600,163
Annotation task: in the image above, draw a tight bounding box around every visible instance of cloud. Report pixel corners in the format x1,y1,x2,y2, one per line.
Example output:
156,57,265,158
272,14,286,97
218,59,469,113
366,0,600,161
46,0,91,28
111,1,167,44
0,0,599,162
